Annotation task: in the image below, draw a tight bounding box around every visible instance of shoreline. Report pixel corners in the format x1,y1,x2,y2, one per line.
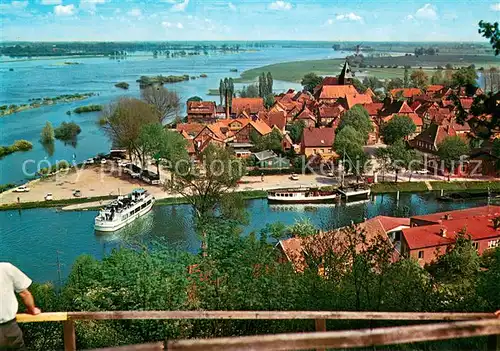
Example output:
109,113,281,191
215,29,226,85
0,93,95,117
2,181,499,212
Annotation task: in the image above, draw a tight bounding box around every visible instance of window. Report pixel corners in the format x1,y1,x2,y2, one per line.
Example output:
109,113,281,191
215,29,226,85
473,242,479,250
418,250,424,259
488,240,500,248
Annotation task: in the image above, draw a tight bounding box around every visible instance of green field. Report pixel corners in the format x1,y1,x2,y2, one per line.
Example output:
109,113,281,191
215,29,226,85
236,54,499,83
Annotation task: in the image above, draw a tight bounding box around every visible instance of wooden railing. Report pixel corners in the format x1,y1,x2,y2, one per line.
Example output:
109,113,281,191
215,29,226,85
17,311,500,351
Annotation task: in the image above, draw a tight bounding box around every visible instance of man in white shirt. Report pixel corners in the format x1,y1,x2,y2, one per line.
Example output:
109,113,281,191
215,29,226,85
0,263,41,350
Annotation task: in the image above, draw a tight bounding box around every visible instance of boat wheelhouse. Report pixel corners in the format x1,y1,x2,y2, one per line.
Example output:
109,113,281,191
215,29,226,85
267,188,338,204
94,189,155,232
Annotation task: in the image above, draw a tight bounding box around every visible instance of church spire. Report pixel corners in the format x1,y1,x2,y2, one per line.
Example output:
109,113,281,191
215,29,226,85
339,60,353,85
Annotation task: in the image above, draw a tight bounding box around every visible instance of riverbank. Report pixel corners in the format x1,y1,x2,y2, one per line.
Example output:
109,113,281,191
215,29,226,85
236,54,499,83
0,93,95,117
371,181,500,194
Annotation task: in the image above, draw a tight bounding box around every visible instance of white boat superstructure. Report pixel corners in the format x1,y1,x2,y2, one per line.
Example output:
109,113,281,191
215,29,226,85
267,188,338,203
94,189,155,232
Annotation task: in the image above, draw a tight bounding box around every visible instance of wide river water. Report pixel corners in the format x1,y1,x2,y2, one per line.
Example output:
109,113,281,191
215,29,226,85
0,192,493,283
0,47,347,185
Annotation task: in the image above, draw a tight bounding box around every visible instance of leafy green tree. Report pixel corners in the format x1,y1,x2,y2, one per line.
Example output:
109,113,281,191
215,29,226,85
352,78,367,93
451,66,478,88
99,98,158,166
219,79,224,105
410,69,429,90
478,20,500,56
54,122,81,142
266,72,273,96
250,129,283,153
477,248,500,309
239,84,259,98
377,139,417,183
301,73,323,93
386,78,404,91
40,121,55,144
437,136,470,181
334,126,369,178
381,115,417,145
264,93,275,109
362,77,384,90
336,105,372,143
287,217,317,238
403,66,410,88
430,70,443,85
187,96,203,102
286,120,306,144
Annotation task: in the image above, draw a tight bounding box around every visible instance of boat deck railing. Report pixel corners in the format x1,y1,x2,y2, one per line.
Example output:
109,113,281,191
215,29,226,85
17,310,500,351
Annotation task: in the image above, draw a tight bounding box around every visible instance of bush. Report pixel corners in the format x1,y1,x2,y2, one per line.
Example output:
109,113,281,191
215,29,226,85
73,105,102,114
0,140,33,159
114,82,130,90
54,122,81,141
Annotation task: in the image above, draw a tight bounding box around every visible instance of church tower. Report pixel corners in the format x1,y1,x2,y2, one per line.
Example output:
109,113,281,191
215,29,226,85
338,60,353,85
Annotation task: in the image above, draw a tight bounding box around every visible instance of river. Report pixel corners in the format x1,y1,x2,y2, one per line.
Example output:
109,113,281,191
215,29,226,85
0,47,346,185
0,192,492,283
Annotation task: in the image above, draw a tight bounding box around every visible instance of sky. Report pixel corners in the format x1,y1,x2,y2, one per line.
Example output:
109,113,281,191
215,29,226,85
0,0,499,42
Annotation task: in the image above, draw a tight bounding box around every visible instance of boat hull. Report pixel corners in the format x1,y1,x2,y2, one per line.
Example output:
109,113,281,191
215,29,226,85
267,194,338,204
94,197,155,232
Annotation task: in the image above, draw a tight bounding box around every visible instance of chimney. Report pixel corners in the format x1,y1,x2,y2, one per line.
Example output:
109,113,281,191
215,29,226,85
440,228,447,237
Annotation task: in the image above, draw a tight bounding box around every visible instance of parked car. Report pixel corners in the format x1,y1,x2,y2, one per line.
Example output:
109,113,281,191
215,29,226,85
73,190,82,197
118,161,129,168
100,159,107,165
416,169,430,175
327,172,335,178
84,158,95,165
13,185,30,192
290,173,299,181
45,193,53,201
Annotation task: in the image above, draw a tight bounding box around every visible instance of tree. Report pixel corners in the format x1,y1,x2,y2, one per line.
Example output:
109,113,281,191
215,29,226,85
54,122,81,142
477,248,500,309
451,66,478,88
287,217,316,238
430,70,443,85
377,139,418,183
219,79,224,106
352,78,367,93
403,66,410,88
386,78,404,91
336,105,372,143
137,123,188,176
301,73,323,93
334,126,368,178
266,72,273,96
362,77,383,90
381,115,417,145
478,20,500,56
40,121,55,144
250,129,283,153
141,86,180,124
264,93,275,109
240,84,259,98
437,136,470,181
165,144,245,252
410,69,429,90
99,98,158,167
286,120,306,144
187,96,203,102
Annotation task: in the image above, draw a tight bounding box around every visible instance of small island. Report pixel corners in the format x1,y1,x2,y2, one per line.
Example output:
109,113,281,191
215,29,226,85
0,140,33,159
136,74,190,88
0,93,96,117
199,74,208,78
114,82,130,90
74,104,103,114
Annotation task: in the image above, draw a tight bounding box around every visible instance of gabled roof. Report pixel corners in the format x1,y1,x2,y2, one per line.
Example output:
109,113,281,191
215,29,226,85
231,98,265,115
426,85,445,94
460,98,474,110
319,85,358,99
321,77,339,86
319,103,345,119
302,127,335,148
346,93,373,109
413,123,456,146
260,110,287,131
187,101,216,115
380,100,414,116
411,206,500,225
295,107,316,121
364,87,375,98
177,123,205,137
363,102,384,116
372,216,411,232
390,88,423,99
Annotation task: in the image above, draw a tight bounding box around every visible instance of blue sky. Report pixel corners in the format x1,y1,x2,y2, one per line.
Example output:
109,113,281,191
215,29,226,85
1,0,499,41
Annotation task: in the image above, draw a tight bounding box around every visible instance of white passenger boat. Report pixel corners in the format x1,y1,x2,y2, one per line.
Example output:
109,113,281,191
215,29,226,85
94,189,155,232
267,188,338,204
337,187,371,201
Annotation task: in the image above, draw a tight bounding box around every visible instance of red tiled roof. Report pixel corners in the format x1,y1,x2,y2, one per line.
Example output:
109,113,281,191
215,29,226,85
411,206,500,225
380,101,415,116
319,85,358,99
319,103,345,119
249,119,273,136
302,127,335,148
363,102,384,116
187,101,216,115
373,216,410,232
403,216,500,250
322,77,339,86
295,107,316,121
390,88,423,99
364,87,375,98
231,98,265,115
260,110,287,131
176,123,205,137
460,98,474,110
426,85,445,94
346,93,373,109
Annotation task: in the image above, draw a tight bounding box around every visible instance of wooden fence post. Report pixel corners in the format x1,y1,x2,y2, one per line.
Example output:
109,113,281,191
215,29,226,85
63,320,76,351
315,319,327,351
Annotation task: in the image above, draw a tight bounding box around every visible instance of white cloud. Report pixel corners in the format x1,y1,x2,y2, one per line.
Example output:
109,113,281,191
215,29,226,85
325,19,334,25
162,21,184,29
491,3,500,11
127,8,142,17
80,0,107,14
405,14,414,20
54,4,75,16
0,1,28,10
167,0,189,12
228,2,236,11
335,12,362,21
415,4,438,20
269,1,292,11
41,0,62,5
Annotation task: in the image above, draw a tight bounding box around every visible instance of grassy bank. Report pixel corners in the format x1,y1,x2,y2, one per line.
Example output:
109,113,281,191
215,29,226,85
236,54,499,83
0,196,115,211
371,181,500,194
